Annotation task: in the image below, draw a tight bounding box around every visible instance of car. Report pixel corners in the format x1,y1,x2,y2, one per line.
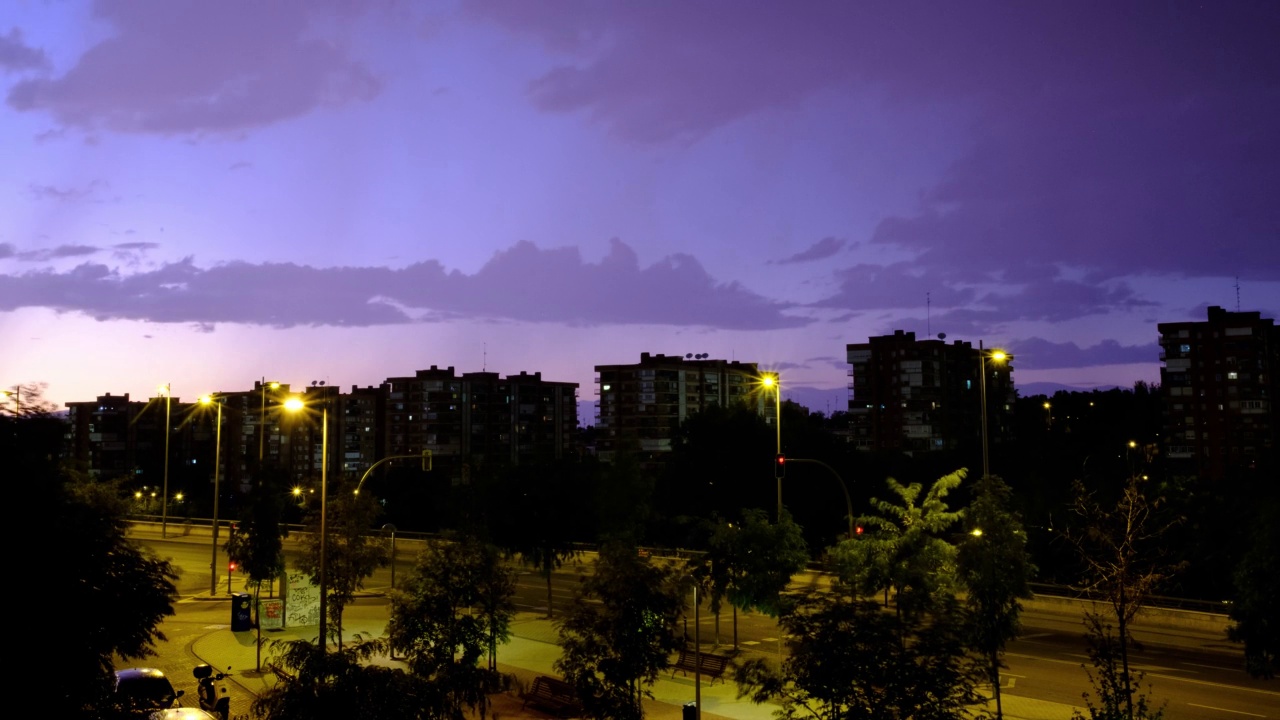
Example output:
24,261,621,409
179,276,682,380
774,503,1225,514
114,668,184,714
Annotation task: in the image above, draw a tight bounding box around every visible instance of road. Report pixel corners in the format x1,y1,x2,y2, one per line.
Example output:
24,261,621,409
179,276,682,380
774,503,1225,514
133,528,1277,719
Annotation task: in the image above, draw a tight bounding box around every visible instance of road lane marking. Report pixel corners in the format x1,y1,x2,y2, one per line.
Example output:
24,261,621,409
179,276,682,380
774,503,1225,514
1146,672,1280,697
1187,703,1265,717
1183,662,1236,672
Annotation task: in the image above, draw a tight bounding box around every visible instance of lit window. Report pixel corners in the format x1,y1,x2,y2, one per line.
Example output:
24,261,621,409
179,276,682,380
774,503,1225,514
1227,372,1238,380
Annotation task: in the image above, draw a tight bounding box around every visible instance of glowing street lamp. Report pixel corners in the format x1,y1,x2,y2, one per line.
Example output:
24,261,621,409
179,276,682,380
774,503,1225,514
158,383,173,538
761,372,783,520
200,394,225,595
283,394,330,650
977,346,1009,479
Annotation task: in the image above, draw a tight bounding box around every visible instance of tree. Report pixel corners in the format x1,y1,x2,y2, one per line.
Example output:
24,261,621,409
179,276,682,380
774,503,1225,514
297,483,390,646
735,590,982,720
253,638,433,720
956,474,1035,720
224,468,290,669
829,469,967,616
1068,477,1181,720
697,508,809,646
487,460,584,618
387,535,517,720
555,542,684,720
1227,497,1280,678
27,418,179,720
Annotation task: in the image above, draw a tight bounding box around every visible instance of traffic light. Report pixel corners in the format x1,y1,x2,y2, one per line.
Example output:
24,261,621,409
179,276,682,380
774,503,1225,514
422,449,432,471
855,525,864,536
774,453,786,479
228,561,236,573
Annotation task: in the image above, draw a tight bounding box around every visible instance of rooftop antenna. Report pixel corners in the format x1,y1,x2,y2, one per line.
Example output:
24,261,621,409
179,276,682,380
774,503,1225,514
1235,277,1241,312
927,291,931,337
483,342,487,372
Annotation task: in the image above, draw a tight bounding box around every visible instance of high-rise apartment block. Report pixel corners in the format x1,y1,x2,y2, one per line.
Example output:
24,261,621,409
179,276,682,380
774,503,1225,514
594,352,770,462
847,330,1015,456
383,366,578,480
1158,306,1277,481
64,368,577,496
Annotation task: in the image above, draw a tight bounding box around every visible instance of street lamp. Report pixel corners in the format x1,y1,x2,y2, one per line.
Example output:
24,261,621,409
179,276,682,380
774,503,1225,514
283,394,329,650
200,394,225,595
977,346,1009,479
158,383,173,538
761,372,782,520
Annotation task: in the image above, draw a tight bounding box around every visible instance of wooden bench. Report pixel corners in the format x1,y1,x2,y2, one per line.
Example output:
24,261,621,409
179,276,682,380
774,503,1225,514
670,647,730,683
521,675,582,717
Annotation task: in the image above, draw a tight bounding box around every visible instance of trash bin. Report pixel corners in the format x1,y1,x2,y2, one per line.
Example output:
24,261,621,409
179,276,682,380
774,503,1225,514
231,592,253,631
683,701,697,720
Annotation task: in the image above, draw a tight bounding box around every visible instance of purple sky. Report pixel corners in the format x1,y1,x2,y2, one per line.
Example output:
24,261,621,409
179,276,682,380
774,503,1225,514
2,1,1277,414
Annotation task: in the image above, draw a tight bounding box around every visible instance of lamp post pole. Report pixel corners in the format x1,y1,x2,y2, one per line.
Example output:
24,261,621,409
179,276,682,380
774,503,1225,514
978,343,1008,479
763,373,782,521
201,395,223,594
160,383,172,539
318,402,329,650
979,344,990,479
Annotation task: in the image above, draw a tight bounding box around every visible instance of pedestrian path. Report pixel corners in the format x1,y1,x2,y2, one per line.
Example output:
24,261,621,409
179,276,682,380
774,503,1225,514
190,595,1078,720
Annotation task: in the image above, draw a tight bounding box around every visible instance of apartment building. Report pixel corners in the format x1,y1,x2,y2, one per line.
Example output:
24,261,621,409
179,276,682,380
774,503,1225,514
383,366,578,481
594,352,769,463
847,330,1015,457
1158,305,1277,481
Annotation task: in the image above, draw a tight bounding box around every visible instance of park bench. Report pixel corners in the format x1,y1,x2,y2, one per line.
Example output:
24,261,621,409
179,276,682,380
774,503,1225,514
521,675,582,717
670,647,730,683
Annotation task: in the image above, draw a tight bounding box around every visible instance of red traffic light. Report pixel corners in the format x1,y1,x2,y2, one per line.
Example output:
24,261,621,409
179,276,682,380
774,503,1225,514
855,525,864,535
774,453,786,479
228,561,236,572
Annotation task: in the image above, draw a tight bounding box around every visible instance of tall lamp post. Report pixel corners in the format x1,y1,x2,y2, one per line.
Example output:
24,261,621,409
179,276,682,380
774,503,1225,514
158,383,172,539
200,394,224,595
977,345,1008,479
761,372,782,520
284,394,329,650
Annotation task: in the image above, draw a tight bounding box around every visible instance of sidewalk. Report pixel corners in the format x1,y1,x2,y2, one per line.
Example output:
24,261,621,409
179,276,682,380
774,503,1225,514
190,593,1078,720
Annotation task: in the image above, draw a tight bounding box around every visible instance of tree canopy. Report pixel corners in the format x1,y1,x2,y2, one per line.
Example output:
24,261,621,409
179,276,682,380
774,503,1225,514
555,542,684,720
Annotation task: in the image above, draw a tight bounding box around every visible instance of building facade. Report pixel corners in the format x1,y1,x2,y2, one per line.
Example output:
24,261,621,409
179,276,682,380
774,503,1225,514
383,366,578,481
847,330,1015,457
594,352,769,463
1158,305,1277,481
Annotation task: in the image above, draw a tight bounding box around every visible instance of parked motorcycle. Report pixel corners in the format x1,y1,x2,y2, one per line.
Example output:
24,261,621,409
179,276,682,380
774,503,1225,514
192,664,231,720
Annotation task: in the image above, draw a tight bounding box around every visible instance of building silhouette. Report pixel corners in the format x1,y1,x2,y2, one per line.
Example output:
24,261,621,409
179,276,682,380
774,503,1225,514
594,352,770,463
846,330,1015,459
1158,305,1278,481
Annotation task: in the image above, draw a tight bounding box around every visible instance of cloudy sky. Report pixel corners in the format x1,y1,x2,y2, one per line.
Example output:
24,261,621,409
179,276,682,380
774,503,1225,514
2,0,1277,415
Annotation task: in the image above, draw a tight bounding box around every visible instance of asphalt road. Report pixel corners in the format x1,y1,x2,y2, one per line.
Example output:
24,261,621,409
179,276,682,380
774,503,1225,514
133,529,1277,719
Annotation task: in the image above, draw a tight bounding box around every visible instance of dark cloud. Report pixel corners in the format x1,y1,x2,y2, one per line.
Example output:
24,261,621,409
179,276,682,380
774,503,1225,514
1004,337,1160,370
811,263,976,312
228,161,252,170
0,28,49,73
0,239,806,330
775,237,845,265
29,181,107,202
113,242,159,251
0,243,14,258
474,0,1280,293
6,1,380,134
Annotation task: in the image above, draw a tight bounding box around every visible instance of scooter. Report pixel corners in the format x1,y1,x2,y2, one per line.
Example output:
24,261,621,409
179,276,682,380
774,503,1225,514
193,664,231,720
